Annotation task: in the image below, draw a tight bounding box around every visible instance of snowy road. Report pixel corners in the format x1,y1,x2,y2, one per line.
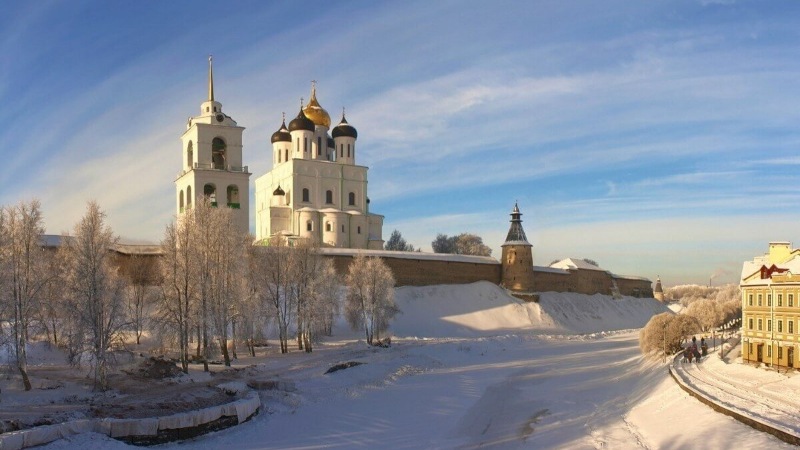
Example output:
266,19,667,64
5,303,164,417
671,343,800,438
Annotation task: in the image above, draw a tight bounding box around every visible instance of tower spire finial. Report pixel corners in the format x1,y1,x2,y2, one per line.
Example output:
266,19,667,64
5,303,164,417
208,55,215,102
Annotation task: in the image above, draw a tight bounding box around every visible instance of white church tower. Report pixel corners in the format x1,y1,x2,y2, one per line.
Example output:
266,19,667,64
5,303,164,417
254,82,383,249
175,57,251,234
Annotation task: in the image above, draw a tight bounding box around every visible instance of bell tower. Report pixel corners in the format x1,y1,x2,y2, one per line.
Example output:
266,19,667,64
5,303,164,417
501,202,535,292
175,56,251,234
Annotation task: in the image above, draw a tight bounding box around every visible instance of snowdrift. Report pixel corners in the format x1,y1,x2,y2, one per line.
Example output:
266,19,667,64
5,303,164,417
392,281,670,338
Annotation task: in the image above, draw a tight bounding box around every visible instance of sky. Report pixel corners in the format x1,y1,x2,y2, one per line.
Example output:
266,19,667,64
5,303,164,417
2,0,800,286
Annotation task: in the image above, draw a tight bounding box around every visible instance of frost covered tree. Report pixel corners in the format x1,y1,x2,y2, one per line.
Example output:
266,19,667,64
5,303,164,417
158,220,196,373
250,237,295,353
296,251,340,352
345,255,398,346
432,233,491,256
384,229,414,252
686,298,724,332
126,254,156,345
60,201,126,390
639,312,701,356
0,200,49,391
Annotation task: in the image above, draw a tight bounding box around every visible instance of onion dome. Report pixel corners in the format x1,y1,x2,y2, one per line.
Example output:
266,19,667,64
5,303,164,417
288,107,315,132
303,83,331,128
272,185,285,196
332,112,357,139
271,118,291,143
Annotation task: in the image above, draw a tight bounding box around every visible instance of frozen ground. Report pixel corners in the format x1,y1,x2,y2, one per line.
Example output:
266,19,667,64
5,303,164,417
7,282,793,449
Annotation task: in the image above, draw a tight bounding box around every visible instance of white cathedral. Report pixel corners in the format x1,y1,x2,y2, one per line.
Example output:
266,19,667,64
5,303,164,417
176,58,384,249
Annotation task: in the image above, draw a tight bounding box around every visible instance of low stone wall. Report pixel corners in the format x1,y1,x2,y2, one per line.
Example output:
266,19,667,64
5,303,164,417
0,391,260,449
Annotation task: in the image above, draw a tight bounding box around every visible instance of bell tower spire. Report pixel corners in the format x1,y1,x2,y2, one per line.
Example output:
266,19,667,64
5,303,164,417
208,55,215,102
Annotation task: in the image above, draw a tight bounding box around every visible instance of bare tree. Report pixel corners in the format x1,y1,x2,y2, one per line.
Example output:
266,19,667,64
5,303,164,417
0,200,49,391
345,254,398,346
250,237,295,353
126,254,156,345
157,221,196,373
60,201,126,390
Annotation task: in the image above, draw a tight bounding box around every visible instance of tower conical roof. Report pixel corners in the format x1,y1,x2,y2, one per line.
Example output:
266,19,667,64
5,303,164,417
502,202,531,247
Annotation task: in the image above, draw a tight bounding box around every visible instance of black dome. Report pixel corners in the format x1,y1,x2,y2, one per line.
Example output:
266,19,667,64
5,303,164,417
272,185,285,196
288,109,315,132
332,115,357,139
271,120,291,143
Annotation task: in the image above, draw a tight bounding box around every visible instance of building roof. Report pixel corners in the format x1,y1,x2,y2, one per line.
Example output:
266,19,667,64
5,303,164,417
318,247,499,265
549,258,604,271
501,202,531,247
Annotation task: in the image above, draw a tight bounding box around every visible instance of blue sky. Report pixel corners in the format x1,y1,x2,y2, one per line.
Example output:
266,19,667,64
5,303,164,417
2,0,800,286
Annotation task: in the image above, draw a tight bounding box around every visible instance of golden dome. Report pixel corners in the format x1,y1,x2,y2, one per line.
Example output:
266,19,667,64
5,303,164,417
302,83,331,128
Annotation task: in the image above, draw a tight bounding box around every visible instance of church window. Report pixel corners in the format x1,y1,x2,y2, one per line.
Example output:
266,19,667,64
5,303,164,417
317,137,322,156
340,144,343,158
326,190,333,204
187,186,192,209
187,141,193,168
347,144,351,158
285,149,289,161
307,221,313,232
296,138,300,153
341,225,345,233
206,107,209,112
325,222,331,232
212,137,226,169
302,188,310,203
357,226,361,234
348,192,355,206
304,138,308,153
179,190,185,213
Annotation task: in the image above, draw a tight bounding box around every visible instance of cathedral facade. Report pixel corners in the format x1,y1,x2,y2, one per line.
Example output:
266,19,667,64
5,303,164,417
253,84,384,249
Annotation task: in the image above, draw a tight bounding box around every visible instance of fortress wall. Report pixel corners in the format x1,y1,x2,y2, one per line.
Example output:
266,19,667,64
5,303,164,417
531,269,573,293
614,277,654,298
325,253,502,287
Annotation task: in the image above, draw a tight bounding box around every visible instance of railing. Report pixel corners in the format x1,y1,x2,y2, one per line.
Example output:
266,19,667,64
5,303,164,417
177,163,249,178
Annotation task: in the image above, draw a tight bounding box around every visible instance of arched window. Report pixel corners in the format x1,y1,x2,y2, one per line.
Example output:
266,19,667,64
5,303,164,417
357,226,361,234
204,183,217,205
317,137,322,156
187,141,193,168
341,225,345,233
285,149,289,161
278,151,281,163
296,138,300,153
304,138,308,153
187,186,192,209
227,185,240,208
179,190,185,212
307,221,313,232
348,192,355,206
302,188,310,202
347,144,351,158
340,144,343,158
212,137,226,169
326,190,333,204
325,222,332,232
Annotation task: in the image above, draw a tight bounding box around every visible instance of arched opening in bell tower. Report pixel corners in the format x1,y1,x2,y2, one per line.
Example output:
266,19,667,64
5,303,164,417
227,185,240,208
204,183,217,206
187,186,192,209
212,137,227,170
186,141,193,169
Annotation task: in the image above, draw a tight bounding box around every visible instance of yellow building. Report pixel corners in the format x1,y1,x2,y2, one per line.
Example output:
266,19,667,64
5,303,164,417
741,241,800,369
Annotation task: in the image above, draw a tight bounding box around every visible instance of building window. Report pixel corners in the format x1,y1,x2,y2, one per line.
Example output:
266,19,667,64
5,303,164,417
187,141,193,168
285,149,289,161
325,222,331,232
348,192,355,206
340,144,343,158
779,320,783,333
307,221,313,231
357,226,361,234
317,137,322,156
347,144,351,158
758,319,763,331
768,346,772,358
768,320,772,332
341,224,345,233
758,294,762,306
790,294,794,307
779,346,783,359
768,294,772,307
326,190,333,204
749,318,753,329
278,152,281,163
296,138,300,153
790,321,794,334
187,186,192,209
303,188,310,203
779,294,783,307
749,294,753,306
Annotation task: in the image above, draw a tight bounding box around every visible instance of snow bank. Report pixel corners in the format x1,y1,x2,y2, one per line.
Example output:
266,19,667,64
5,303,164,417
392,281,670,338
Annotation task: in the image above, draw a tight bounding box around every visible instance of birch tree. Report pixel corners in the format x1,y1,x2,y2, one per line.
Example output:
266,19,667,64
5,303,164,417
345,255,397,346
158,220,196,373
60,201,126,390
0,200,49,391
250,237,294,353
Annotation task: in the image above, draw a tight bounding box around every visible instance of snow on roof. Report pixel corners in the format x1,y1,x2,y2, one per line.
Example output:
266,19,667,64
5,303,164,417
549,258,604,271
611,273,651,282
318,247,499,265
533,265,570,275
40,234,162,255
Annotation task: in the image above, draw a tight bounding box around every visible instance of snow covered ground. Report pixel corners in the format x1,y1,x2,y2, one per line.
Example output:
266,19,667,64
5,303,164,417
20,282,795,449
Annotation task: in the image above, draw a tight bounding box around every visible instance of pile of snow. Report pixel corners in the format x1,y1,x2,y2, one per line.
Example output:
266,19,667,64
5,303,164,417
392,281,670,338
